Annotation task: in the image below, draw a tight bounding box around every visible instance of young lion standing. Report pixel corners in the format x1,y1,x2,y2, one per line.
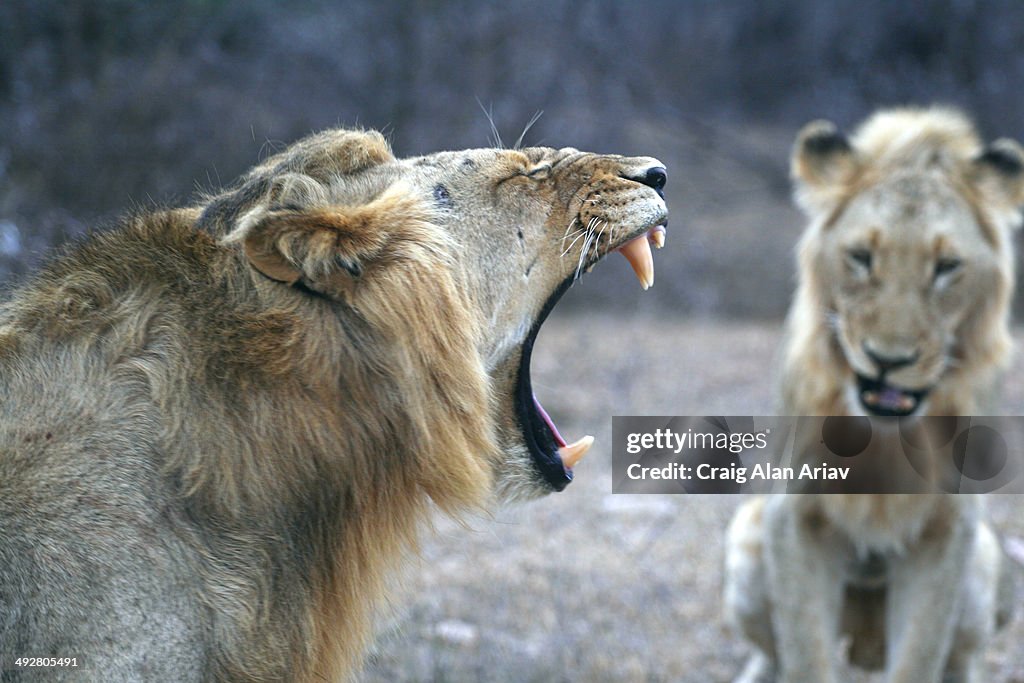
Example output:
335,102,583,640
724,108,1022,683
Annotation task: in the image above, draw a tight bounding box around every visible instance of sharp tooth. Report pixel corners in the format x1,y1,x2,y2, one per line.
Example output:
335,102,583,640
862,390,878,406
559,435,594,469
649,225,666,249
617,234,654,290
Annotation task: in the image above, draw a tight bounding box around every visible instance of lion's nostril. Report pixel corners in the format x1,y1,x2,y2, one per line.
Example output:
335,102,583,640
624,166,667,197
642,166,667,193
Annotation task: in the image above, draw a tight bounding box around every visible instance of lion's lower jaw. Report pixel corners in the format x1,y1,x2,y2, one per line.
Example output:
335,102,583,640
491,449,557,504
843,381,932,418
844,373,996,419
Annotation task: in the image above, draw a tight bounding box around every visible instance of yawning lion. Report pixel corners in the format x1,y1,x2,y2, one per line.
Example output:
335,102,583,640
0,129,668,681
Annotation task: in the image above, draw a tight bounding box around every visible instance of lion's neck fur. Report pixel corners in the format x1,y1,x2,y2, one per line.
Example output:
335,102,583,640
0,210,498,681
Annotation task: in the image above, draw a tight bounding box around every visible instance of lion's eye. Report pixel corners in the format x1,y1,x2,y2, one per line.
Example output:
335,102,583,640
527,165,551,180
934,257,962,280
846,249,873,272
433,185,451,205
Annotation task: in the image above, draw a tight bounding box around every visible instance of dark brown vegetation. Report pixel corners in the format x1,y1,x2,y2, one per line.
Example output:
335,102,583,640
3,0,1024,317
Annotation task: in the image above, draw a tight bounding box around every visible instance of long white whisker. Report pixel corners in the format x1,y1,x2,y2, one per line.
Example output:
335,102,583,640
560,217,587,250
562,216,580,242
561,227,590,257
595,221,608,251
575,218,600,279
563,217,597,255
514,110,544,150
563,226,588,243
476,97,504,149
575,234,593,280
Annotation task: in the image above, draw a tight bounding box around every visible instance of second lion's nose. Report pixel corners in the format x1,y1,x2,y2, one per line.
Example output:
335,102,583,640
863,343,919,374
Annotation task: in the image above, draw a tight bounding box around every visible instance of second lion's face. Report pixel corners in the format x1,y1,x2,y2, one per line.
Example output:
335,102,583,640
789,110,1023,418
821,172,1006,416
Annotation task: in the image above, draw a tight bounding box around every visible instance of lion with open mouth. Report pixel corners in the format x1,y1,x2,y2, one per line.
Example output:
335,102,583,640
0,129,667,681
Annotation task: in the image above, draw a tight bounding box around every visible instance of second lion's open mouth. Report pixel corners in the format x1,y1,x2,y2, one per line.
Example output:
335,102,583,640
516,222,667,491
856,374,931,417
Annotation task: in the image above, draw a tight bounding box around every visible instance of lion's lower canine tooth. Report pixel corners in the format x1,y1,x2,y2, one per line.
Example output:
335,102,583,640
559,435,594,468
617,235,654,290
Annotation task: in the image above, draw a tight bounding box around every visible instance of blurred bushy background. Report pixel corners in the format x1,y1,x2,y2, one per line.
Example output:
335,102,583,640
4,0,1024,318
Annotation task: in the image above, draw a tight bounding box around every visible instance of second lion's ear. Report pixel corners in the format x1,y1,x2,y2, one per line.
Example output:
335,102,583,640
791,120,858,216
225,184,431,293
972,138,1024,214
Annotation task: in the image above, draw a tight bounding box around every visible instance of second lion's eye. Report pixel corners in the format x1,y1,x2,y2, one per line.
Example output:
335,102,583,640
934,257,963,280
846,248,873,272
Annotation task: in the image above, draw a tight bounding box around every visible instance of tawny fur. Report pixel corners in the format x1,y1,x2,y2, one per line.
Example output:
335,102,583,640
725,107,1022,683
0,128,668,682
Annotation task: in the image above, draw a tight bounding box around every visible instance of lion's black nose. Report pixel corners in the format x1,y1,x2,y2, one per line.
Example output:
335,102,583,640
864,344,918,373
640,166,667,195
624,166,667,197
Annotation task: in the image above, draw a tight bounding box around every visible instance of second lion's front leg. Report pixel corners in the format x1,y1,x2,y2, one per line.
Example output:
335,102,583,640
762,497,847,683
884,502,975,683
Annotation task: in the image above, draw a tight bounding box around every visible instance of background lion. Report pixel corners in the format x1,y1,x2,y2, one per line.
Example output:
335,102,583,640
724,108,1023,682
0,129,668,681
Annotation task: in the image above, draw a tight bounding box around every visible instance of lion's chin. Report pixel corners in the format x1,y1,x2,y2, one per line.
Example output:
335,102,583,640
854,373,932,417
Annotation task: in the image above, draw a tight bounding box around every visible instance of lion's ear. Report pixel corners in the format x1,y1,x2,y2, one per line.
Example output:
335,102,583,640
273,129,396,180
226,185,429,290
791,120,858,215
236,208,376,285
972,138,1024,213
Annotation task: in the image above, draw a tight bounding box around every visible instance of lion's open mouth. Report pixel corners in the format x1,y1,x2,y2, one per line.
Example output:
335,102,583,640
856,374,930,417
516,223,667,491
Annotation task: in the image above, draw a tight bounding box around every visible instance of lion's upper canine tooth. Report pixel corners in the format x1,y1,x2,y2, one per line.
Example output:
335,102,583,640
617,234,654,290
559,435,594,469
649,225,666,249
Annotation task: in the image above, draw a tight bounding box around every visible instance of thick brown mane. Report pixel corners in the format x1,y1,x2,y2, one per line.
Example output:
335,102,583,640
0,200,495,680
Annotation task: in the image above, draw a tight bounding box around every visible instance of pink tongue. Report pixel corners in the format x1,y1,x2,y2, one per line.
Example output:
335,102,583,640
532,393,566,447
879,388,905,410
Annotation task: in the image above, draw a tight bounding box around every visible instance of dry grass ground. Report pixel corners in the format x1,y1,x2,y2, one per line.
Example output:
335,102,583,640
361,312,1024,683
